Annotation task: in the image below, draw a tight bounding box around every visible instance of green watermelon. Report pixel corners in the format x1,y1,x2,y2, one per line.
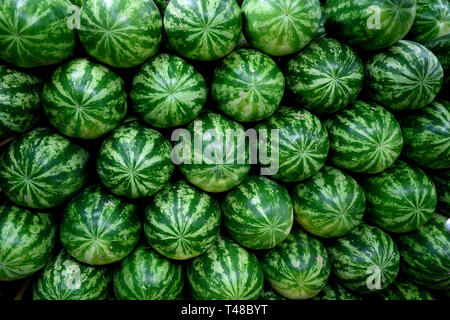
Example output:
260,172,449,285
211,49,285,122
324,0,417,51
43,58,128,140
164,0,242,61
325,100,403,174
97,121,174,199
78,0,162,68
0,202,56,281
187,235,263,300
221,176,293,250
260,228,331,300
313,281,361,300
365,40,443,111
430,170,450,216
114,244,184,300
131,54,207,128
0,0,76,68
292,166,365,238
397,213,450,290
363,160,437,233
144,180,221,260
408,0,450,43
375,279,435,300
400,100,450,169
285,37,363,115
315,2,327,39
0,65,42,140
327,223,400,294
0,127,89,209
242,0,321,56
425,34,450,92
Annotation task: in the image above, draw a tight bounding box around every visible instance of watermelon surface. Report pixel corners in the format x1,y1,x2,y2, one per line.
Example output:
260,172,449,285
259,286,286,300
315,2,327,39
375,279,435,300
408,0,450,43
313,281,361,300
430,170,450,216
425,34,450,92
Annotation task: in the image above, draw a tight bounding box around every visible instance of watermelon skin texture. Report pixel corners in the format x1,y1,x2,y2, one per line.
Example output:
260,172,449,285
425,34,450,92
97,121,174,199
78,0,162,68
292,166,365,238
242,0,321,56
131,54,207,128
285,37,363,115
260,228,331,300
375,279,435,300
0,65,42,140
363,160,437,233
400,100,450,169
43,58,128,140
60,185,141,265
259,286,286,300
144,180,221,260
221,176,293,250
365,40,443,112
164,0,242,61
0,127,89,209
408,0,450,44
0,203,56,281
114,244,184,300
211,49,285,123
327,223,400,294
430,170,450,216
313,282,361,300
324,0,417,51
187,235,263,300
325,100,403,175
397,213,450,290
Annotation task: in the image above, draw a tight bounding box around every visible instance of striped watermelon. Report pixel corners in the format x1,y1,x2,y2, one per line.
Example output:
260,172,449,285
242,0,321,56
400,100,450,169
78,0,162,68
292,166,365,238
221,176,293,250
325,100,403,174
408,0,450,43
97,121,174,199
425,34,450,92
430,170,450,216
164,0,242,61
327,223,400,293
187,235,263,300
363,160,437,233
365,40,443,111
324,0,417,51
285,37,364,115
144,180,221,260
114,244,184,300
131,54,207,128
0,127,89,209
313,281,361,300
260,228,331,300
375,279,435,300
211,49,285,122
0,202,56,281
0,0,76,68
43,58,128,140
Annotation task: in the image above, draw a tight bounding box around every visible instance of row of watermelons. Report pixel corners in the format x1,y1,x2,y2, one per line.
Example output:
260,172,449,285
0,0,449,300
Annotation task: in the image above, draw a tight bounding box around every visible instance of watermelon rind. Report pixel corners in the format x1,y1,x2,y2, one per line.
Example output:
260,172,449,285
408,0,450,44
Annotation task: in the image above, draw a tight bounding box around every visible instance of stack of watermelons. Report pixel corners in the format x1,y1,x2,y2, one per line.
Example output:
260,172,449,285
0,0,449,301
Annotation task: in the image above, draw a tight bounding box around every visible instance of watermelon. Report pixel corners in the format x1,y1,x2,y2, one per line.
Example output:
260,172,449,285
425,34,450,92
144,180,221,260
430,170,450,216
0,202,56,281
33,250,112,300
0,127,89,209
187,235,263,300
131,54,207,128
164,0,242,61
260,228,331,300
241,0,321,56
43,58,128,140
256,106,329,182
211,49,285,122
400,100,450,169
285,37,364,115
0,65,42,140
97,121,174,199
259,286,286,300
397,213,450,290
375,279,435,300
221,176,293,250
408,0,450,43
327,223,400,294
78,0,162,68
292,166,365,238
365,40,443,112
324,0,417,51
315,2,327,39
313,281,361,300
325,100,403,174
114,244,184,300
